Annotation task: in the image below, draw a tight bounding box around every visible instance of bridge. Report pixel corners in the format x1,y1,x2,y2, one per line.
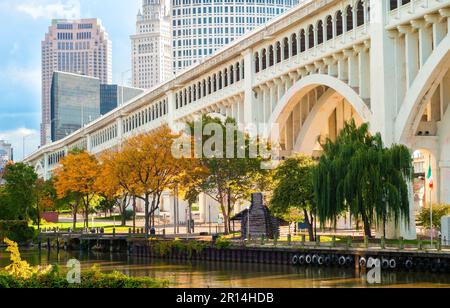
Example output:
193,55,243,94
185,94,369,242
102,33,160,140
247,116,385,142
25,0,450,239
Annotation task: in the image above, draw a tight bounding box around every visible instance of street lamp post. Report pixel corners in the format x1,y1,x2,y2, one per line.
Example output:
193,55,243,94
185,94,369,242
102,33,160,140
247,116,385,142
22,133,35,160
247,206,251,240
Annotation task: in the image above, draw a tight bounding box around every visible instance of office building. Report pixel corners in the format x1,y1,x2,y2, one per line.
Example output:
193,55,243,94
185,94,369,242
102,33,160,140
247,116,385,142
171,0,299,73
41,18,112,145
131,0,173,89
100,85,145,115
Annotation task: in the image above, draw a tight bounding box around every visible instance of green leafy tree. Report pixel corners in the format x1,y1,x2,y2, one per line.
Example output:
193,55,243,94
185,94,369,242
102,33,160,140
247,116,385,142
417,204,450,230
313,121,413,238
186,115,267,234
1,163,38,222
271,155,317,241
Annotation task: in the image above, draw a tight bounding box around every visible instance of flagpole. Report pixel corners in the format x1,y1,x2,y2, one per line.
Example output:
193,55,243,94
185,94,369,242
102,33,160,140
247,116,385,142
429,155,433,249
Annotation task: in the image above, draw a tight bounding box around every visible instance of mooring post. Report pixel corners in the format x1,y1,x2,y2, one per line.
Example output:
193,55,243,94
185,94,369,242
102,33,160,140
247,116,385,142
301,234,306,247
332,236,336,248
380,237,386,250
316,235,321,247
287,234,292,246
346,237,352,249
364,236,369,249
355,255,360,271
418,239,423,251
261,235,265,246
399,237,404,250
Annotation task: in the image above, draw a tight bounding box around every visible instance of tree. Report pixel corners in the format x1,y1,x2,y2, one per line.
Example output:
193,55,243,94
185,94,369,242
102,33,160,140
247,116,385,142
100,149,140,230
54,151,100,229
2,163,38,222
313,120,413,238
96,153,129,225
34,178,61,230
185,115,267,234
271,155,317,241
120,126,188,238
418,204,450,230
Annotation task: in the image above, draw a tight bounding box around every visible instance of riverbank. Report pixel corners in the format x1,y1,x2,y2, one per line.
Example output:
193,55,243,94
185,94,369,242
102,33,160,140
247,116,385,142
35,232,450,275
2,249,450,288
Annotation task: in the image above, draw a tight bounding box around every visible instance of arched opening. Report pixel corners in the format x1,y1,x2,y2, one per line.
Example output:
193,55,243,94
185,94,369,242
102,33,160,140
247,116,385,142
224,69,228,87
269,45,274,67
317,20,324,45
218,71,223,90
299,29,306,52
291,33,298,56
326,15,333,41
254,53,260,73
390,0,398,10
262,49,267,70
208,77,212,95
356,0,365,27
230,65,234,84
213,74,217,92
276,41,282,63
308,25,315,49
283,37,289,60
336,11,343,36
411,149,437,212
346,5,354,32
236,62,241,82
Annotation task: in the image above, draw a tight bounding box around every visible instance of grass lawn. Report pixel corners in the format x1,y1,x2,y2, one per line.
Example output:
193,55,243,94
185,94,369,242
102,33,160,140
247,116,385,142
31,221,133,234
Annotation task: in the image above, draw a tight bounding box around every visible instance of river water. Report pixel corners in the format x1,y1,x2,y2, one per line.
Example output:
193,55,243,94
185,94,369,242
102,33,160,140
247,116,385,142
1,249,450,288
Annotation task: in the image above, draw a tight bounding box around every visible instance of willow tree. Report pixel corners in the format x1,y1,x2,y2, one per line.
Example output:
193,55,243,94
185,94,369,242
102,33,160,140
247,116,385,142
271,155,317,241
313,120,413,238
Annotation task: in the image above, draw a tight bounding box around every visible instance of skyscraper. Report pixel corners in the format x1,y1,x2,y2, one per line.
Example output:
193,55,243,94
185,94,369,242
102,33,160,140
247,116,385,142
100,85,145,115
41,19,112,145
171,0,299,74
131,0,173,89
0,140,13,185
50,72,101,142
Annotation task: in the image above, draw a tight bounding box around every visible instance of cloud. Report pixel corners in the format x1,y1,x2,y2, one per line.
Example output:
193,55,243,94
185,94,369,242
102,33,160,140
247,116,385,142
9,43,20,56
0,65,41,96
15,0,81,20
0,128,40,161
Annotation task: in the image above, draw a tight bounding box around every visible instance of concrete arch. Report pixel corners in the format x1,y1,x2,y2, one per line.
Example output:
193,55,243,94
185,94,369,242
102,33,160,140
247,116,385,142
293,89,363,155
265,74,372,140
395,35,450,144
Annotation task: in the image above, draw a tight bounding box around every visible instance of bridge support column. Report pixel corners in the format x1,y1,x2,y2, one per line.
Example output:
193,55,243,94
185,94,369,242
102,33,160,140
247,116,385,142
440,162,450,204
371,0,416,239
242,49,254,126
167,90,176,130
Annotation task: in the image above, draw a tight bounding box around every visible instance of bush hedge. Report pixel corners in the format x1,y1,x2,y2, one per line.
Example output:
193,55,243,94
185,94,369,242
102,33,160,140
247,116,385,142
0,266,169,289
0,221,37,244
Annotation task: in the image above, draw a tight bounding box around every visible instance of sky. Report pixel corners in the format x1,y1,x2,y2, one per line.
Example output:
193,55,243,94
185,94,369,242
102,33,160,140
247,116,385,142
0,0,141,160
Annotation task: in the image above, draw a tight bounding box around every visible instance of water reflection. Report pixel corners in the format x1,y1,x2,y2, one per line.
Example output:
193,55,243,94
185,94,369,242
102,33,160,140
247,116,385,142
1,249,449,288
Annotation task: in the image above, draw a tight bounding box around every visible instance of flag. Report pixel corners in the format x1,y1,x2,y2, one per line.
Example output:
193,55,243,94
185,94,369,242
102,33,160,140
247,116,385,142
427,165,433,189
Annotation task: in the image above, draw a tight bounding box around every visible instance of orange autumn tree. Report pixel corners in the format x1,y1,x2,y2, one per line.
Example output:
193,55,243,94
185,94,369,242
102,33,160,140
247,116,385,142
99,149,139,229
54,151,100,229
121,126,188,238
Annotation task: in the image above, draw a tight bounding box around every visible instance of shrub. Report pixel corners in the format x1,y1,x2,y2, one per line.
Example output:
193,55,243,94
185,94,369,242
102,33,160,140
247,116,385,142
0,239,169,289
214,236,231,249
417,204,450,230
0,221,37,243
